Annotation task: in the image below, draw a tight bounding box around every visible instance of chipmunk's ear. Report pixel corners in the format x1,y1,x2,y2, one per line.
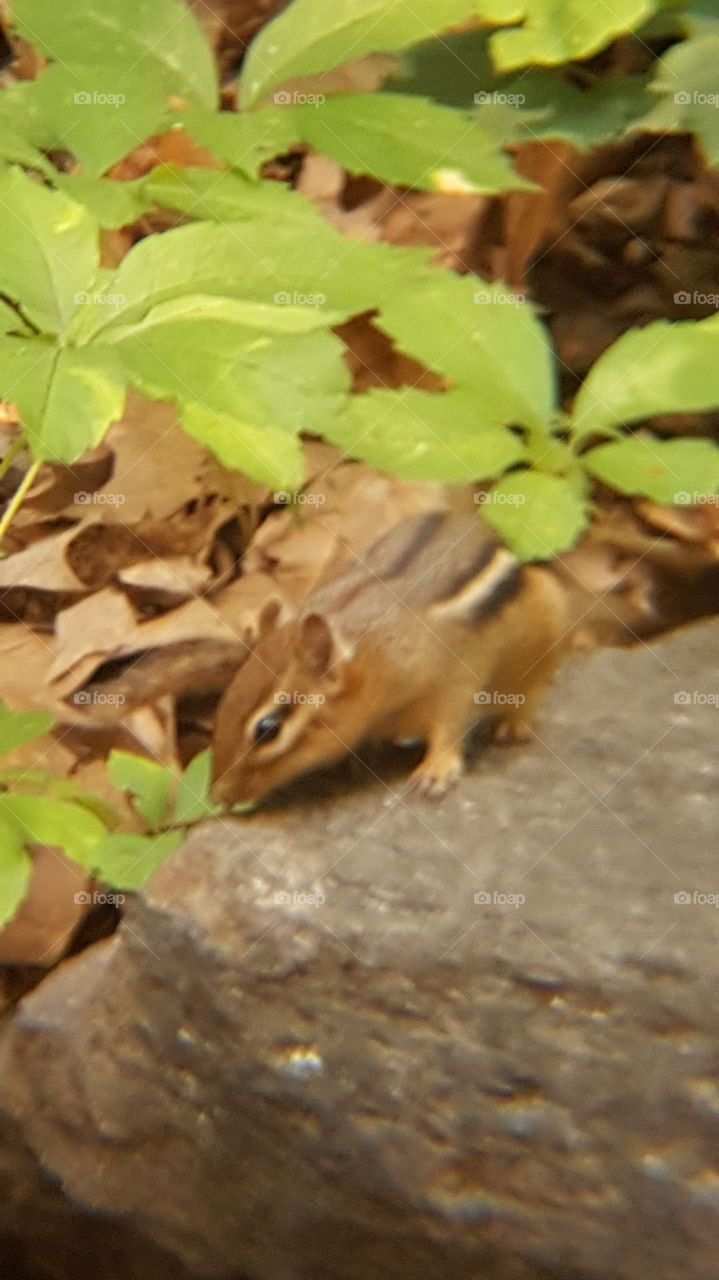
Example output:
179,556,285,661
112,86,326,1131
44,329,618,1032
299,612,351,685
256,597,283,640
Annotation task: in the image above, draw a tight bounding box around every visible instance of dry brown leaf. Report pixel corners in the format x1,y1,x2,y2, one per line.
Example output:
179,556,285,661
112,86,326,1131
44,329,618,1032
296,154,394,242
50,589,139,688
11,446,112,530
378,189,488,270
50,572,287,715
118,555,214,605
108,129,222,182
243,466,472,601
337,313,445,393
0,525,87,592
0,845,91,967
67,394,210,523
0,626,59,710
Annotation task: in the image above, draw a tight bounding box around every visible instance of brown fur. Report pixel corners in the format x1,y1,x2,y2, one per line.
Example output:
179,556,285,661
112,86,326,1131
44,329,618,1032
212,512,569,805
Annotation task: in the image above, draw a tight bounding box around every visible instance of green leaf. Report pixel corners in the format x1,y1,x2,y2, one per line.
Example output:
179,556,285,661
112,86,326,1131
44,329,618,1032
12,0,217,106
113,308,347,486
240,0,482,108
0,337,57,433
107,750,173,830
683,3,719,38
85,162,319,236
493,73,652,151
0,794,107,865
0,815,33,929
479,0,659,72
376,274,556,431
0,169,99,334
108,292,340,339
330,387,525,481
177,106,299,179
571,316,719,441
480,471,588,559
24,62,180,179
245,0,655,90
0,83,56,177
11,0,216,176
142,163,310,223
14,773,119,827
0,772,116,832
386,27,496,109
640,33,719,163
2,334,125,467
390,30,652,151
54,174,148,228
25,345,126,463
584,437,719,503
88,830,184,891
0,702,55,755
262,93,531,192
173,749,220,823
69,214,432,344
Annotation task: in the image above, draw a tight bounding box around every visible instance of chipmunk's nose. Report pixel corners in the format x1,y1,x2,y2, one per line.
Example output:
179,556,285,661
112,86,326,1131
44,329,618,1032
211,771,256,811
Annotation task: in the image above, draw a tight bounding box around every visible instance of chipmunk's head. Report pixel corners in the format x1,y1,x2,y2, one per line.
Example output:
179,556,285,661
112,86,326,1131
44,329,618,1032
211,602,361,807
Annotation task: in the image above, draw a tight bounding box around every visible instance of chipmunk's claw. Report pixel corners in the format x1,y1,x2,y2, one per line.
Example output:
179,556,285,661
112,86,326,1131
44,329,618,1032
409,751,464,797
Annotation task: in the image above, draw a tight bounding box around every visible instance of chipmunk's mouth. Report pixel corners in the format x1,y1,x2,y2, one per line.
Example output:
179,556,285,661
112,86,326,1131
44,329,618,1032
210,772,258,811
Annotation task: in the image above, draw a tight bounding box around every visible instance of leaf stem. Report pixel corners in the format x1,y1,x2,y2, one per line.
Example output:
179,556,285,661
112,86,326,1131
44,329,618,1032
0,431,26,481
0,458,41,548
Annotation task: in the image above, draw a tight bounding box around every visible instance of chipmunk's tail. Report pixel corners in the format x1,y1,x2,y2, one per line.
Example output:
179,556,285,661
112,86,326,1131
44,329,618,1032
552,517,719,649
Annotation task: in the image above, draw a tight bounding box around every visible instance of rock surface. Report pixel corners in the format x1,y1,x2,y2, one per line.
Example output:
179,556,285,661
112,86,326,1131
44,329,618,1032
0,621,718,1280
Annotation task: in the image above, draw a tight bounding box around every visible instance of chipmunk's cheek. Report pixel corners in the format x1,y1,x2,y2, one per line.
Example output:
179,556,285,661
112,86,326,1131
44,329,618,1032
211,767,254,809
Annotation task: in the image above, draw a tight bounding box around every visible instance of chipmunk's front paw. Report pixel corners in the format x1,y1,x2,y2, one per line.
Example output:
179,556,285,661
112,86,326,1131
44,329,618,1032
494,715,532,745
409,750,464,797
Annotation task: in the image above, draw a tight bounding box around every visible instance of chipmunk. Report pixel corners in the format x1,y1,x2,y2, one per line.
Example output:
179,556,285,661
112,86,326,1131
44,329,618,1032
211,509,571,807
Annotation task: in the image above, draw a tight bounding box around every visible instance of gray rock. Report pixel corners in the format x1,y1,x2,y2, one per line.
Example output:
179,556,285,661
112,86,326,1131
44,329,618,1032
1,621,718,1280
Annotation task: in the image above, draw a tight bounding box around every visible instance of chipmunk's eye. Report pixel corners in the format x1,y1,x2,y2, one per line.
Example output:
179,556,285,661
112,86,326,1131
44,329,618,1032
252,710,285,745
